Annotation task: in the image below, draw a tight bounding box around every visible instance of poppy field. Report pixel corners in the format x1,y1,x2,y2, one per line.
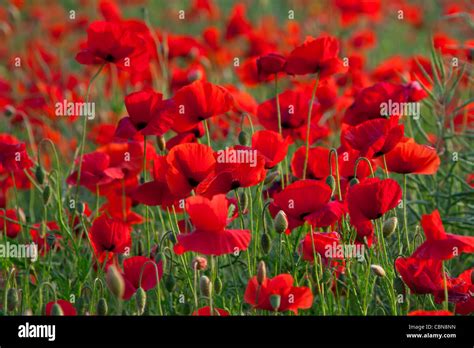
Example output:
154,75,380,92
0,0,473,319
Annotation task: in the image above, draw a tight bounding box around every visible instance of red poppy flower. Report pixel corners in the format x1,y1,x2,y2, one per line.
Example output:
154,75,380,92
175,194,251,256
76,20,149,71
244,274,313,314
0,135,33,172
412,210,474,260
285,36,344,78
166,143,216,197
342,117,404,158
304,200,346,229
30,222,62,254
117,89,172,136
256,53,286,80
334,0,381,25
347,177,401,221
453,268,474,315
395,256,445,295
300,231,346,274
378,137,440,175
224,4,252,40
122,256,163,300
89,214,131,256
0,208,23,238
291,146,331,180
257,89,328,142
170,80,234,133
66,152,124,191
269,180,332,232
251,130,291,169
408,310,453,316
195,145,266,197
192,306,230,316
45,300,77,316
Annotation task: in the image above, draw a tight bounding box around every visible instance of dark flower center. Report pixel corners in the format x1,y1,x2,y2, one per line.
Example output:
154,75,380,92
105,54,115,62
188,177,199,187
135,122,147,130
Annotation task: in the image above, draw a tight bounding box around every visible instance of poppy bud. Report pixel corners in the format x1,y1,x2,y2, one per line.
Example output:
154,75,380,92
260,233,272,254
349,178,360,186
238,191,248,212
23,308,33,316
97,297,108,315
393,276,406,295
269,294,281,311
135,287,147,315
167,232,177,244
264,171,279,185
370,264,386,278
214,277,223,294
106,265,125,299
199,275,211,298
471,271,474,285
42,185,51,205
7,288,19,311
188,69,203,82
383,217,398,237
165,274,176,292
46,233,56,248
325,175,336,196
75,296,84,314
35,166,45,185
51,303,64,316
257,261,266,285
191,256,208,271
156,135,166,152
274,210,288,234
238,131,249,146
77,202,86,215
155,252,164,267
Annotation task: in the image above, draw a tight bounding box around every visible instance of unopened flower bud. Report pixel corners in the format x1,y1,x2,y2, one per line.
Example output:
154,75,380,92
106,265,125,299
156,135,166,152
46,233,56,248
191,256,207,271
349,177,360,186
326,175,336,196
370,264,386,278
238,131,249,146
257,261,266,285
97,297,108,315
35,166,45,185
260,232,272,254
165,274,176,292
383,217,398,237
238,191,248,212
7,288,19,311
274,210,288,234
199,275,211,298
135,287,147,315
42,185,51,205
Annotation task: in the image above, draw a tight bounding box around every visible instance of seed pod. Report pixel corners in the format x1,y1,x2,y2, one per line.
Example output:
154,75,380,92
238,130,249,146
326,175,336,196
35,166,45,185
7,288,19,311
274,210,288,234
135,287,147,315
165,274,176,292
393,276,406,295
51,303,64,316
269,294,281,311
257,261,266,285
156,135,166,152
42,185,51,205
106,265,125,299
238,191,248,212
199,275,211,298
264,171,279,185
383,217,398,237
214,277,223,294
97,297,108,315
349,177,360,186
370,264,386,278
260,233,272,254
